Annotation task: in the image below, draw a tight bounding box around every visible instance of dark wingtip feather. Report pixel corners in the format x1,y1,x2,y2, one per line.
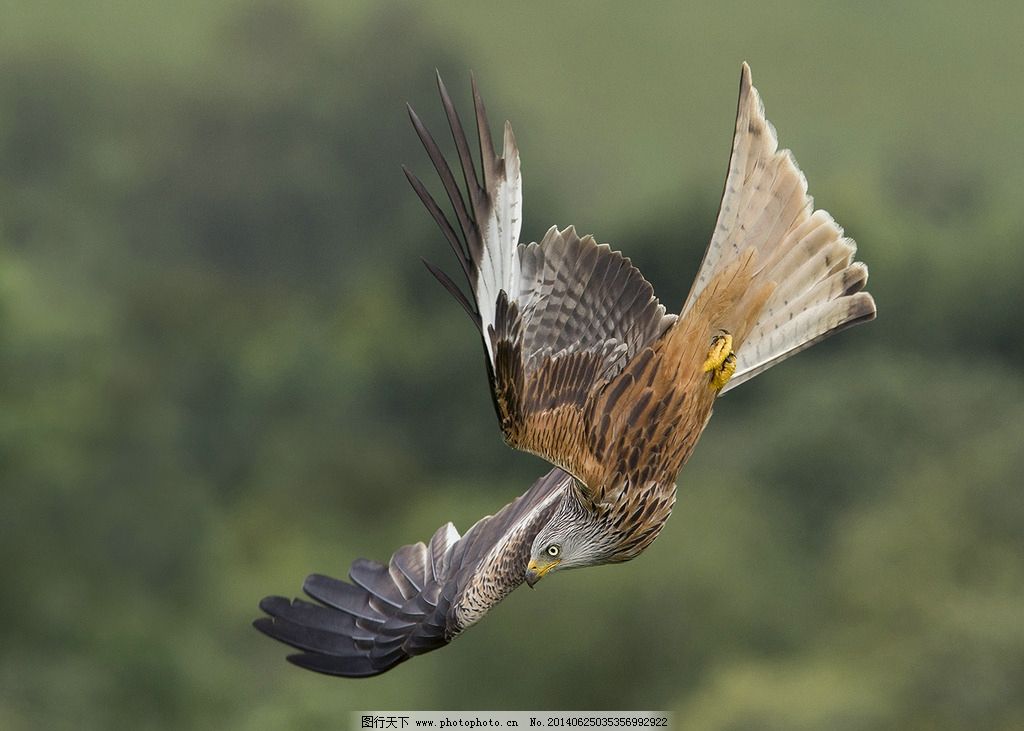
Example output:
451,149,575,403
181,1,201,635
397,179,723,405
301,573,387,622
406,101,420,126
406,89,475,252
286,652,388,678
403,165,475,286
258,595,291,616
423,258,480,324
470,74,497,187
435,71,486,240
254,610,367,657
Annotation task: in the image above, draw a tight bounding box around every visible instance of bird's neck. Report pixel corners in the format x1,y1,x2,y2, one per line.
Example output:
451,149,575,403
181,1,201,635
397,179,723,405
567,479,677,565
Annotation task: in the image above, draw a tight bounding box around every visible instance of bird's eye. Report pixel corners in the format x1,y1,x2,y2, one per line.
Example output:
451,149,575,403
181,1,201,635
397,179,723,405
547,544,561,557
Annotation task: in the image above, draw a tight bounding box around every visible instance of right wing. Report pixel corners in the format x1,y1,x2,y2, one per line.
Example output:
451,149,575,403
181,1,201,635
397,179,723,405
405,75,675,490
254,468,571,677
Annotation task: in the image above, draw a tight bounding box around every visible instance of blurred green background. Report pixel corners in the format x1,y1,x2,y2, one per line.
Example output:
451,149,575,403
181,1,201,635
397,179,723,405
2,1,1022,728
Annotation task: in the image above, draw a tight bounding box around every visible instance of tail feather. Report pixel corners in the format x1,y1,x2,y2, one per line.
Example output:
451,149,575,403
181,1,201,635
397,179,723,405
764,262,868,334
766,237,857,316
687,63,876,394
724,291,875,391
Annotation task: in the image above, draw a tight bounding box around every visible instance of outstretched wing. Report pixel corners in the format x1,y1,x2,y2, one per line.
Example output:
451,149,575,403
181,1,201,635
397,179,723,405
405,74,675,487
685,62,876,392
254,468,571,677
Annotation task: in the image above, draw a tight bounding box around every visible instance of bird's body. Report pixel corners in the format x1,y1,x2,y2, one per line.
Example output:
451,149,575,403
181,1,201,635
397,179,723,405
255,63,876,676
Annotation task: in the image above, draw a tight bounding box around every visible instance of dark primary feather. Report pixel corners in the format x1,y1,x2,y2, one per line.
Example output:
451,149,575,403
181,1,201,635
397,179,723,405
406,76,676,491
254,468,570,677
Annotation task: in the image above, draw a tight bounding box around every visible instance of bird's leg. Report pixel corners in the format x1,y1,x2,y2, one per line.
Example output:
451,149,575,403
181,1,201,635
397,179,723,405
702,332,736,391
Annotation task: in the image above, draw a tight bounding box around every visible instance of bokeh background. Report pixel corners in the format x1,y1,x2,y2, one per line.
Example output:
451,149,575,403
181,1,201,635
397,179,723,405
3,1,1023,728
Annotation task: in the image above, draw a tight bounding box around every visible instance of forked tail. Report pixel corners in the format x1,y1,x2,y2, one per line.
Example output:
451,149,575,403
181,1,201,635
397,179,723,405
682,63,876,393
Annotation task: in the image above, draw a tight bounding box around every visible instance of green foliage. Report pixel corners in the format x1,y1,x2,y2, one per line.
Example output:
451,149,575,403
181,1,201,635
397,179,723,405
1,1,1021,728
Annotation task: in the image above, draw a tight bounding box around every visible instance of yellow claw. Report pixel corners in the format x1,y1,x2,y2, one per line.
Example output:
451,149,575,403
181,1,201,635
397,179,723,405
710,352,737,390
702,333,733,373
703,332,736,391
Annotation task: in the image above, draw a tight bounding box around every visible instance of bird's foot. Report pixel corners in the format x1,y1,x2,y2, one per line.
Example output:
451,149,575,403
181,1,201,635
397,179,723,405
703,332,736,391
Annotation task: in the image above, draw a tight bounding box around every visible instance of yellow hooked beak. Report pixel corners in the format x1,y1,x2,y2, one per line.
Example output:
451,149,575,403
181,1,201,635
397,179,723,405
525,558,560,588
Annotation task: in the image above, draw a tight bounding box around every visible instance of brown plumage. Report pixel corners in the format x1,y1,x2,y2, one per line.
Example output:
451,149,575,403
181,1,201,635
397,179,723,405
255,63,876,677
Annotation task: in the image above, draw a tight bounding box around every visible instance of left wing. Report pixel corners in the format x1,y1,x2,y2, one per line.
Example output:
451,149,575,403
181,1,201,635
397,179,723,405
254,468,571,677
405,75,675,491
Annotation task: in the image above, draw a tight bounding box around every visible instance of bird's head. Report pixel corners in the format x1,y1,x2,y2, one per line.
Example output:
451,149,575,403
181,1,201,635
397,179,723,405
525,496,608,587
525,538,564,587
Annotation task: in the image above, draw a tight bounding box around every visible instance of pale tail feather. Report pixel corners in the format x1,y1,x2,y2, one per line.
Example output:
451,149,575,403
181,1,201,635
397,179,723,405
686,63,876,394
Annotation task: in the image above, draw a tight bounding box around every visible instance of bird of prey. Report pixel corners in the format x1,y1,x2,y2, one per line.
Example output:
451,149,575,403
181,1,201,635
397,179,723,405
254,63,876,677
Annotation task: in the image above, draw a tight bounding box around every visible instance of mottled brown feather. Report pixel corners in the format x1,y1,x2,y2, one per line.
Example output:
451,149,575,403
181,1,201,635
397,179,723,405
410,68,871,512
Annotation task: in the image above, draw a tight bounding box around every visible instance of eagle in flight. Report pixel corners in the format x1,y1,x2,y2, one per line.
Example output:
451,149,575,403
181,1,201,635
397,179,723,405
254,63,876,677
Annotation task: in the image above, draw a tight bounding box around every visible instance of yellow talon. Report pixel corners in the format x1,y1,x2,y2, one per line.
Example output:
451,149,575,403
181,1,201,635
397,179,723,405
710,352,736,390
703,333,736,391
702,332,733,373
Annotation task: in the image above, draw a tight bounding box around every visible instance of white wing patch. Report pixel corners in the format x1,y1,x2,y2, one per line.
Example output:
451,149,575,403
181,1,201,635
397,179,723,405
476,121,523,360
